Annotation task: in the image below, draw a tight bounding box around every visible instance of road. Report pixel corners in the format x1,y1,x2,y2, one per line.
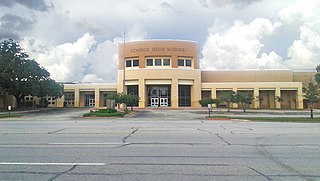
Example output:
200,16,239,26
0,109,320,180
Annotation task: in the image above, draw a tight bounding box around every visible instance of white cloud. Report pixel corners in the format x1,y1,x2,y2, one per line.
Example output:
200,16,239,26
85,39,119,83
284,26,320,70
201,18,282,70
82,74,104,83
19,25,148,83
278,0,320,70
3,0,320,82
278,0,319,24
35,33,96,82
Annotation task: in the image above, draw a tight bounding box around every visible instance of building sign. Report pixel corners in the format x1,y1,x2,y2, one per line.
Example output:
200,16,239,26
130,47,185,53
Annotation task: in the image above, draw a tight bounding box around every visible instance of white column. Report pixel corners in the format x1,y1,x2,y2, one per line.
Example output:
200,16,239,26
253,87,259,109
95,88,100,108
74,88,80,108
275,87,281,109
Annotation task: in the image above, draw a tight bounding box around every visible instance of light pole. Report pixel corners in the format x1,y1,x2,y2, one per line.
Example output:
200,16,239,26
123,32,126,94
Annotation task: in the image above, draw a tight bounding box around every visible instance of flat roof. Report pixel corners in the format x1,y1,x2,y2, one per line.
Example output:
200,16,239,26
122,39,198,44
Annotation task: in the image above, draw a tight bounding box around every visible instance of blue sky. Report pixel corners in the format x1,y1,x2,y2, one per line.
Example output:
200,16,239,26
0,0,319,82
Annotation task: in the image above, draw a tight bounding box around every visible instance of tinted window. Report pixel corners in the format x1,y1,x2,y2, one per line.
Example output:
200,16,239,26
126,60,131,67
185,59,192,67
178,59,184,66
133,59,139,67
155,59,161,66
146,59,153,66
163,59,170,66
178,85,191,107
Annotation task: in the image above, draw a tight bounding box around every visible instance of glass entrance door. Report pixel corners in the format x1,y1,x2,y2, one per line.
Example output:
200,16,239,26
151,98,159,107
89,99,95,107
147,85,171,107
160,98,168,106
85,94,95,107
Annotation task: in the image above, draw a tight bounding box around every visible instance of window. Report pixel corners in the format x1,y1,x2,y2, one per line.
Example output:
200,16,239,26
185,59,192,67
163,58,170,66
133,59,139,67
47,97,56,105
146,57,171,67
178,59,184,66
178,85,191,107
147,59,153,66
126,60,132,67
64,93,74,106
85,94,95,107
155,59,162,66
178,58,193,67
126,59,139,68
127,85,139,106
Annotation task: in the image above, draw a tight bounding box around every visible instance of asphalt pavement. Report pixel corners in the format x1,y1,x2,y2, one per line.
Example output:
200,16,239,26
0,108,320,180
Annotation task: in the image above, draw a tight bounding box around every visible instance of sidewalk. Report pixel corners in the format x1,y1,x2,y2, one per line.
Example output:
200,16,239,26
0,108,49,115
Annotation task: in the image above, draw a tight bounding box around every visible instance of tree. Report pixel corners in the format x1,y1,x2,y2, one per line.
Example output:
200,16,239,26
303,80,320,119
106,93,124,106
219,91,235,112
256,96,264,109
275,96,284,108
106,93,139,111
315,64,320,84
38,79,63,98
124,93,140,111
0,39,62,107
233,91,253,112
199,98,221,108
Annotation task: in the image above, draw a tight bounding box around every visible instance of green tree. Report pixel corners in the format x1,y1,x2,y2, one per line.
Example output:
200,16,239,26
106,93,139,111
219,91,235,112
275,96,284,108
0,39,62,107
303,80,320,119
233,91,253,112
124,93,140,111
315,64,320,84
106,93,123,105
199,98,220,108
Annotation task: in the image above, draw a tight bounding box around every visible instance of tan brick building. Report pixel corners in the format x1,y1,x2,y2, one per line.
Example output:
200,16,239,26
59,40,317,109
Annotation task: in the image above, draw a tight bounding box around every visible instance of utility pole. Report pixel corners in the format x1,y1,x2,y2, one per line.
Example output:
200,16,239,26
123,32,126,94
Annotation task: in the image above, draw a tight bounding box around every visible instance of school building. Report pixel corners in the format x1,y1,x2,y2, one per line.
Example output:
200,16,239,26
60,40,317,109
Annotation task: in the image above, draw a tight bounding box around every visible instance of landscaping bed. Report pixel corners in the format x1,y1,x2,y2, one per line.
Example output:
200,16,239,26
83,109,126,117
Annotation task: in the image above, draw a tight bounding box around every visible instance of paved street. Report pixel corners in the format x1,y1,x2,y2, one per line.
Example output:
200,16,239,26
0,109,320,180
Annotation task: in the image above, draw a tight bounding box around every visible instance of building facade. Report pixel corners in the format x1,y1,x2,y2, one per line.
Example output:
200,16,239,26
2,40,315,110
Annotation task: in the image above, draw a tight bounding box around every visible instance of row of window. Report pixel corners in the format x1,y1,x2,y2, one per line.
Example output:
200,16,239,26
125,59,139,67
146,58,170,66
125,58,192,68
25,96,56,105
178,58,192,67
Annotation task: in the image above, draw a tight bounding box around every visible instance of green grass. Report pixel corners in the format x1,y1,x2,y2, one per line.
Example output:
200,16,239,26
0,113,20,119
83,109,126,117
208,116,320,123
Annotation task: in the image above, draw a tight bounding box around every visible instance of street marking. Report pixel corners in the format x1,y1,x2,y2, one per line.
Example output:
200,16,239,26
48,142,129,145
0,162,106,166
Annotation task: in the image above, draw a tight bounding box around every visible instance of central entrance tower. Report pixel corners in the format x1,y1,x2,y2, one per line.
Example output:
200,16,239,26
117,40,201,108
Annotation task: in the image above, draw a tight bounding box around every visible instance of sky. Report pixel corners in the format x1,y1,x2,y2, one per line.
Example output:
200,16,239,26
0,0,319,83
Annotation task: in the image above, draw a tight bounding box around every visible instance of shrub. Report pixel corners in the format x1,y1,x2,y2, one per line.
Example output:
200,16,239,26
83,108,124,117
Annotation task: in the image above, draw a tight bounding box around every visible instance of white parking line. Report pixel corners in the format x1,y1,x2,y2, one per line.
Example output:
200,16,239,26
48,142,129,145
0,162,106,166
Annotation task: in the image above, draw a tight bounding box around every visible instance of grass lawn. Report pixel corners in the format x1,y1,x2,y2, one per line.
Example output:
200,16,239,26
83,109,126,117
208,116,320,123
0,113,20,119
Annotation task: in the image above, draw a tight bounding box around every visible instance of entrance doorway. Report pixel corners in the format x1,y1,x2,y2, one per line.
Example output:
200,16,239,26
147,85,170,107
85,94,95,107
88,99,95,107
151,98,159,107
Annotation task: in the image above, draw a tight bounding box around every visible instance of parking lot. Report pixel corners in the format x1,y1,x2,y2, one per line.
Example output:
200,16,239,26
0,108,320,180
